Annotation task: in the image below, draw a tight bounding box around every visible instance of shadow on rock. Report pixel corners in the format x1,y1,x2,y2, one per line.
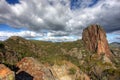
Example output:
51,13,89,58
16,71,33,80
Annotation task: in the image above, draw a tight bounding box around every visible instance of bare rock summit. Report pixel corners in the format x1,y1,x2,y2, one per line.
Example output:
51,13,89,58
82,24,112,57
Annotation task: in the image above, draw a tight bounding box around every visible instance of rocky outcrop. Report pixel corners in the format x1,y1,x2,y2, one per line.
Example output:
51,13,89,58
0,64,15,80
51,61,90,80
82,25,112,57
16,57,90,80
16,57,55,80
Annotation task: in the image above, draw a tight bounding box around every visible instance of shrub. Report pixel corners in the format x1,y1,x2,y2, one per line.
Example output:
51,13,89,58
0,43,4,48
69,67,77,75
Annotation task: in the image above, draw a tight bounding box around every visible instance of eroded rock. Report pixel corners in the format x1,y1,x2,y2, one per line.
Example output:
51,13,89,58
82,25,112,57
16,57,55,80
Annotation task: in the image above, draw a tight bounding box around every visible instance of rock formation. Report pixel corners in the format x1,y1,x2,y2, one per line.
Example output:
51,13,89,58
16,57,55,80
51,61,90,80
82,24,112,57
0,64,15,80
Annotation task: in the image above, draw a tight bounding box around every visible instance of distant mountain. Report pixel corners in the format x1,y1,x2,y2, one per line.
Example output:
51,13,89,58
110,42,120,48
109,42,120,57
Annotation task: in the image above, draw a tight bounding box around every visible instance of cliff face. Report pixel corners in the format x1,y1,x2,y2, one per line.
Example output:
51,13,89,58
82,25,112,57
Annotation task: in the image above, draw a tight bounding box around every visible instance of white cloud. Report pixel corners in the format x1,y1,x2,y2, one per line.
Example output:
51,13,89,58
107,33,120,43
0,0,120,42
0,30,79,42
37,36,79,42
0,30,44,41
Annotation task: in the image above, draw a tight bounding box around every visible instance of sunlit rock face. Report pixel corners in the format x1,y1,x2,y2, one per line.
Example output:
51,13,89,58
16,57,55,80
0,64,15,80
82,24,112,57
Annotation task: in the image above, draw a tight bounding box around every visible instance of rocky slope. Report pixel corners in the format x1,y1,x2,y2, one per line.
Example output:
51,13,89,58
110,42,120,54
0,24,120,80
16,57,90,80
110,42,120,48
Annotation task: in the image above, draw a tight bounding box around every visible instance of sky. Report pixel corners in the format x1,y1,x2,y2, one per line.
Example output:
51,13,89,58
0,0,120,43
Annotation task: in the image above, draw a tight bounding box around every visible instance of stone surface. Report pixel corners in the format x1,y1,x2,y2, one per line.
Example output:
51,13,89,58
50,61,90,80
16,57,55,80
82,24,112,57
0,64,15,80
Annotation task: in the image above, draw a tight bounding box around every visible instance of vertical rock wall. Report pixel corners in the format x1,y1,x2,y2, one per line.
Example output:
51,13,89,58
82,25,112,57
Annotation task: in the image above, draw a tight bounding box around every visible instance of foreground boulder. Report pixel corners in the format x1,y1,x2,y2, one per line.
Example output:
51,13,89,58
0,64,15,80
16,57,55,80
82,25,112,57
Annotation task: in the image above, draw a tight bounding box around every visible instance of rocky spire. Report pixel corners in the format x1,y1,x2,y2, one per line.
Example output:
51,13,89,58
82,24,112,57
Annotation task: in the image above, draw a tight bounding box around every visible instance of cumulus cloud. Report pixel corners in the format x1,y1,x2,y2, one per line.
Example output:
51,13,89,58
0,0,120,42
0,30,44,41
0,30,79,42
38,36,79,42
107,31,120,43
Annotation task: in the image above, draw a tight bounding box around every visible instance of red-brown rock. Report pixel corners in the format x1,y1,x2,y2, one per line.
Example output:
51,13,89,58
0,64,15,80
82,24,112,57
16,57,55,80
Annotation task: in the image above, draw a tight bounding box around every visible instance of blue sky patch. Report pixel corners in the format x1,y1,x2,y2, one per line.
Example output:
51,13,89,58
6,0,20,5
89,0,98,7
70,0,99,9
0,24,25,32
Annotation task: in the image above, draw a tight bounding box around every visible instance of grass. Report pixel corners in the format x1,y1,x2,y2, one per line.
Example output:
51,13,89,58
69,67,77,75
0,38,86,67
